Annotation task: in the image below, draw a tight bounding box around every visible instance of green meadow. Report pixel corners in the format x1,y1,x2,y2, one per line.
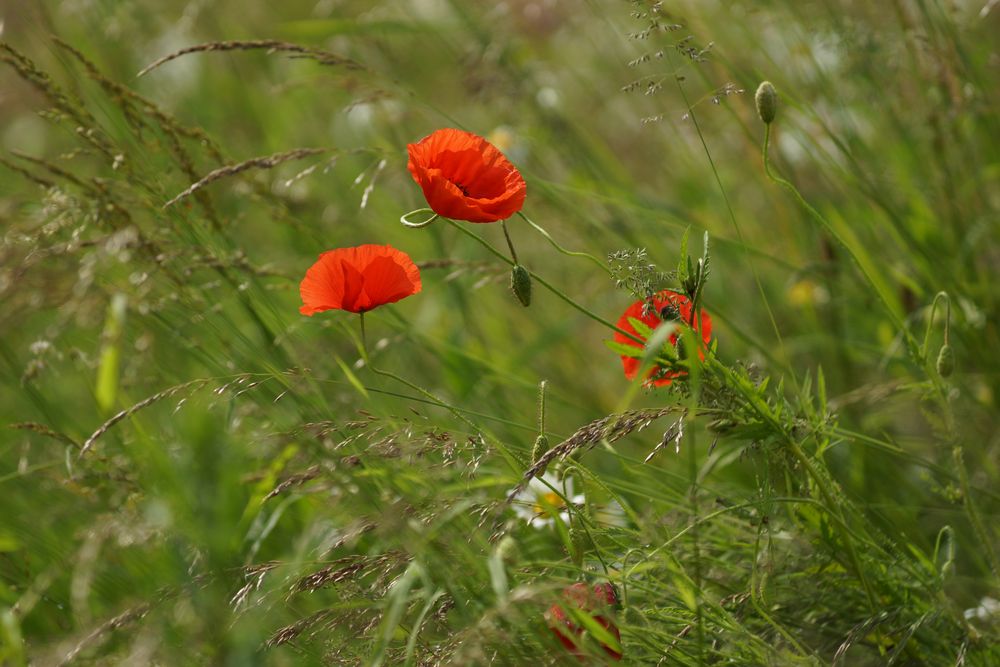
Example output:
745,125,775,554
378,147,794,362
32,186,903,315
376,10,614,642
1,1,998,664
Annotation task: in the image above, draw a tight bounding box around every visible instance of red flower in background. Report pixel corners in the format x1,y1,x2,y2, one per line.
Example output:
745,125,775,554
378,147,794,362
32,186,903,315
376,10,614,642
406,128,527,223
614,290,712,387
546,582,623,662
299,244,421,315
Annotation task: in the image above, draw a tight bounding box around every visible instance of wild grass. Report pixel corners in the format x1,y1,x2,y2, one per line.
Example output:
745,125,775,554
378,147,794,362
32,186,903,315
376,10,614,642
1,0,998,664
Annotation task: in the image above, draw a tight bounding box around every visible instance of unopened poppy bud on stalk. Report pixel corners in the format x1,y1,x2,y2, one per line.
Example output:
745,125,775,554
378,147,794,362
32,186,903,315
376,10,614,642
511,264,532,307
937,344,955,377
755,81,778,125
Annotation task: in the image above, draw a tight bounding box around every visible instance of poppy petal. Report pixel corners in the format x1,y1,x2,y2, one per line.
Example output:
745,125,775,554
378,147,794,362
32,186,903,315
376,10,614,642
612,290,712,387
361,254,423,307
299,244,421,316
407,128,526,223
299,250,346,315
339,258,367,312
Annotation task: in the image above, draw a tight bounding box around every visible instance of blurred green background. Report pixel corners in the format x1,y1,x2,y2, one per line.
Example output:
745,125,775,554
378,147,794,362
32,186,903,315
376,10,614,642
1,0,998,664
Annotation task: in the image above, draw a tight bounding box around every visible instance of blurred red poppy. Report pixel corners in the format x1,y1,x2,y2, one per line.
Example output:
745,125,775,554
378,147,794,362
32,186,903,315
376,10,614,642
545,582,622,662
299,244,421,315
406,128,527,223
613,290,712,387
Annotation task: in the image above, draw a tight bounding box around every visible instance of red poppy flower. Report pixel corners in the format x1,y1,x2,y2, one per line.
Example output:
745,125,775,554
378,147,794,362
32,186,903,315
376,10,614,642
299,244,421,315
545,582,622,662
613,290,712,387
406,128,527,223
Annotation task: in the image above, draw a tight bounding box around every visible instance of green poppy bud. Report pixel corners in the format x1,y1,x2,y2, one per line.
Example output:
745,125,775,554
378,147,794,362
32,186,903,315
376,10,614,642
755,81,777,125
936,344,955,377
510,264,532,307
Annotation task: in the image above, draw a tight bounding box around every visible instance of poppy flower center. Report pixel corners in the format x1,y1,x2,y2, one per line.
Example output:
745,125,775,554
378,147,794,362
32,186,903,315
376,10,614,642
660,304,680,321
406,129,527,222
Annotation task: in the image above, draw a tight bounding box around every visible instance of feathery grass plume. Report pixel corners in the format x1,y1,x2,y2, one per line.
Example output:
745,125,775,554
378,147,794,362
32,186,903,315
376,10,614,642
56,601,156,666
643,416,685,463
137,39,366,77
9,422,80,448
506,407,679,504
0,156,56,188
754,81,777,124
163,148,330,208
0,43,115,159
80,378,214,454
54,38,224,158
52,37,226,221
263,465,321,501
293,554,400,593
266,610,335,648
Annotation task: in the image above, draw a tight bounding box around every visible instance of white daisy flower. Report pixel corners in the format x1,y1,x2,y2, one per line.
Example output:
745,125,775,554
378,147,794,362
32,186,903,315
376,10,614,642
964,596,1000,622
510,472,575,529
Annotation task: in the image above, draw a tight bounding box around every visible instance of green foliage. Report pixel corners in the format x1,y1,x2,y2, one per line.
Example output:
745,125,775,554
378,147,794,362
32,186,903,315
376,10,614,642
1,1,999,665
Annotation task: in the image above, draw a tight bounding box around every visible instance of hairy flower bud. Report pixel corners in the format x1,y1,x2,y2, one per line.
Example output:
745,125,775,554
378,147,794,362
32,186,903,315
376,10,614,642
510,264,532,307
531,434,549,463
936,344,955,377
755,81,777,124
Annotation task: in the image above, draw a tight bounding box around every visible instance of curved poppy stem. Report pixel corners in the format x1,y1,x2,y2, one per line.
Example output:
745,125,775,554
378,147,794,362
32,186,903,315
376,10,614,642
444,218,644,345
762,124,919,362
500,219,519,265
400,208,439,229
920,291,950,359
516,212,610,276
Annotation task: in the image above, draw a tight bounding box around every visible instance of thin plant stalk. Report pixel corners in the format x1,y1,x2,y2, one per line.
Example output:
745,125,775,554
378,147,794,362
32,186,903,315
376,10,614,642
762,123,920,362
